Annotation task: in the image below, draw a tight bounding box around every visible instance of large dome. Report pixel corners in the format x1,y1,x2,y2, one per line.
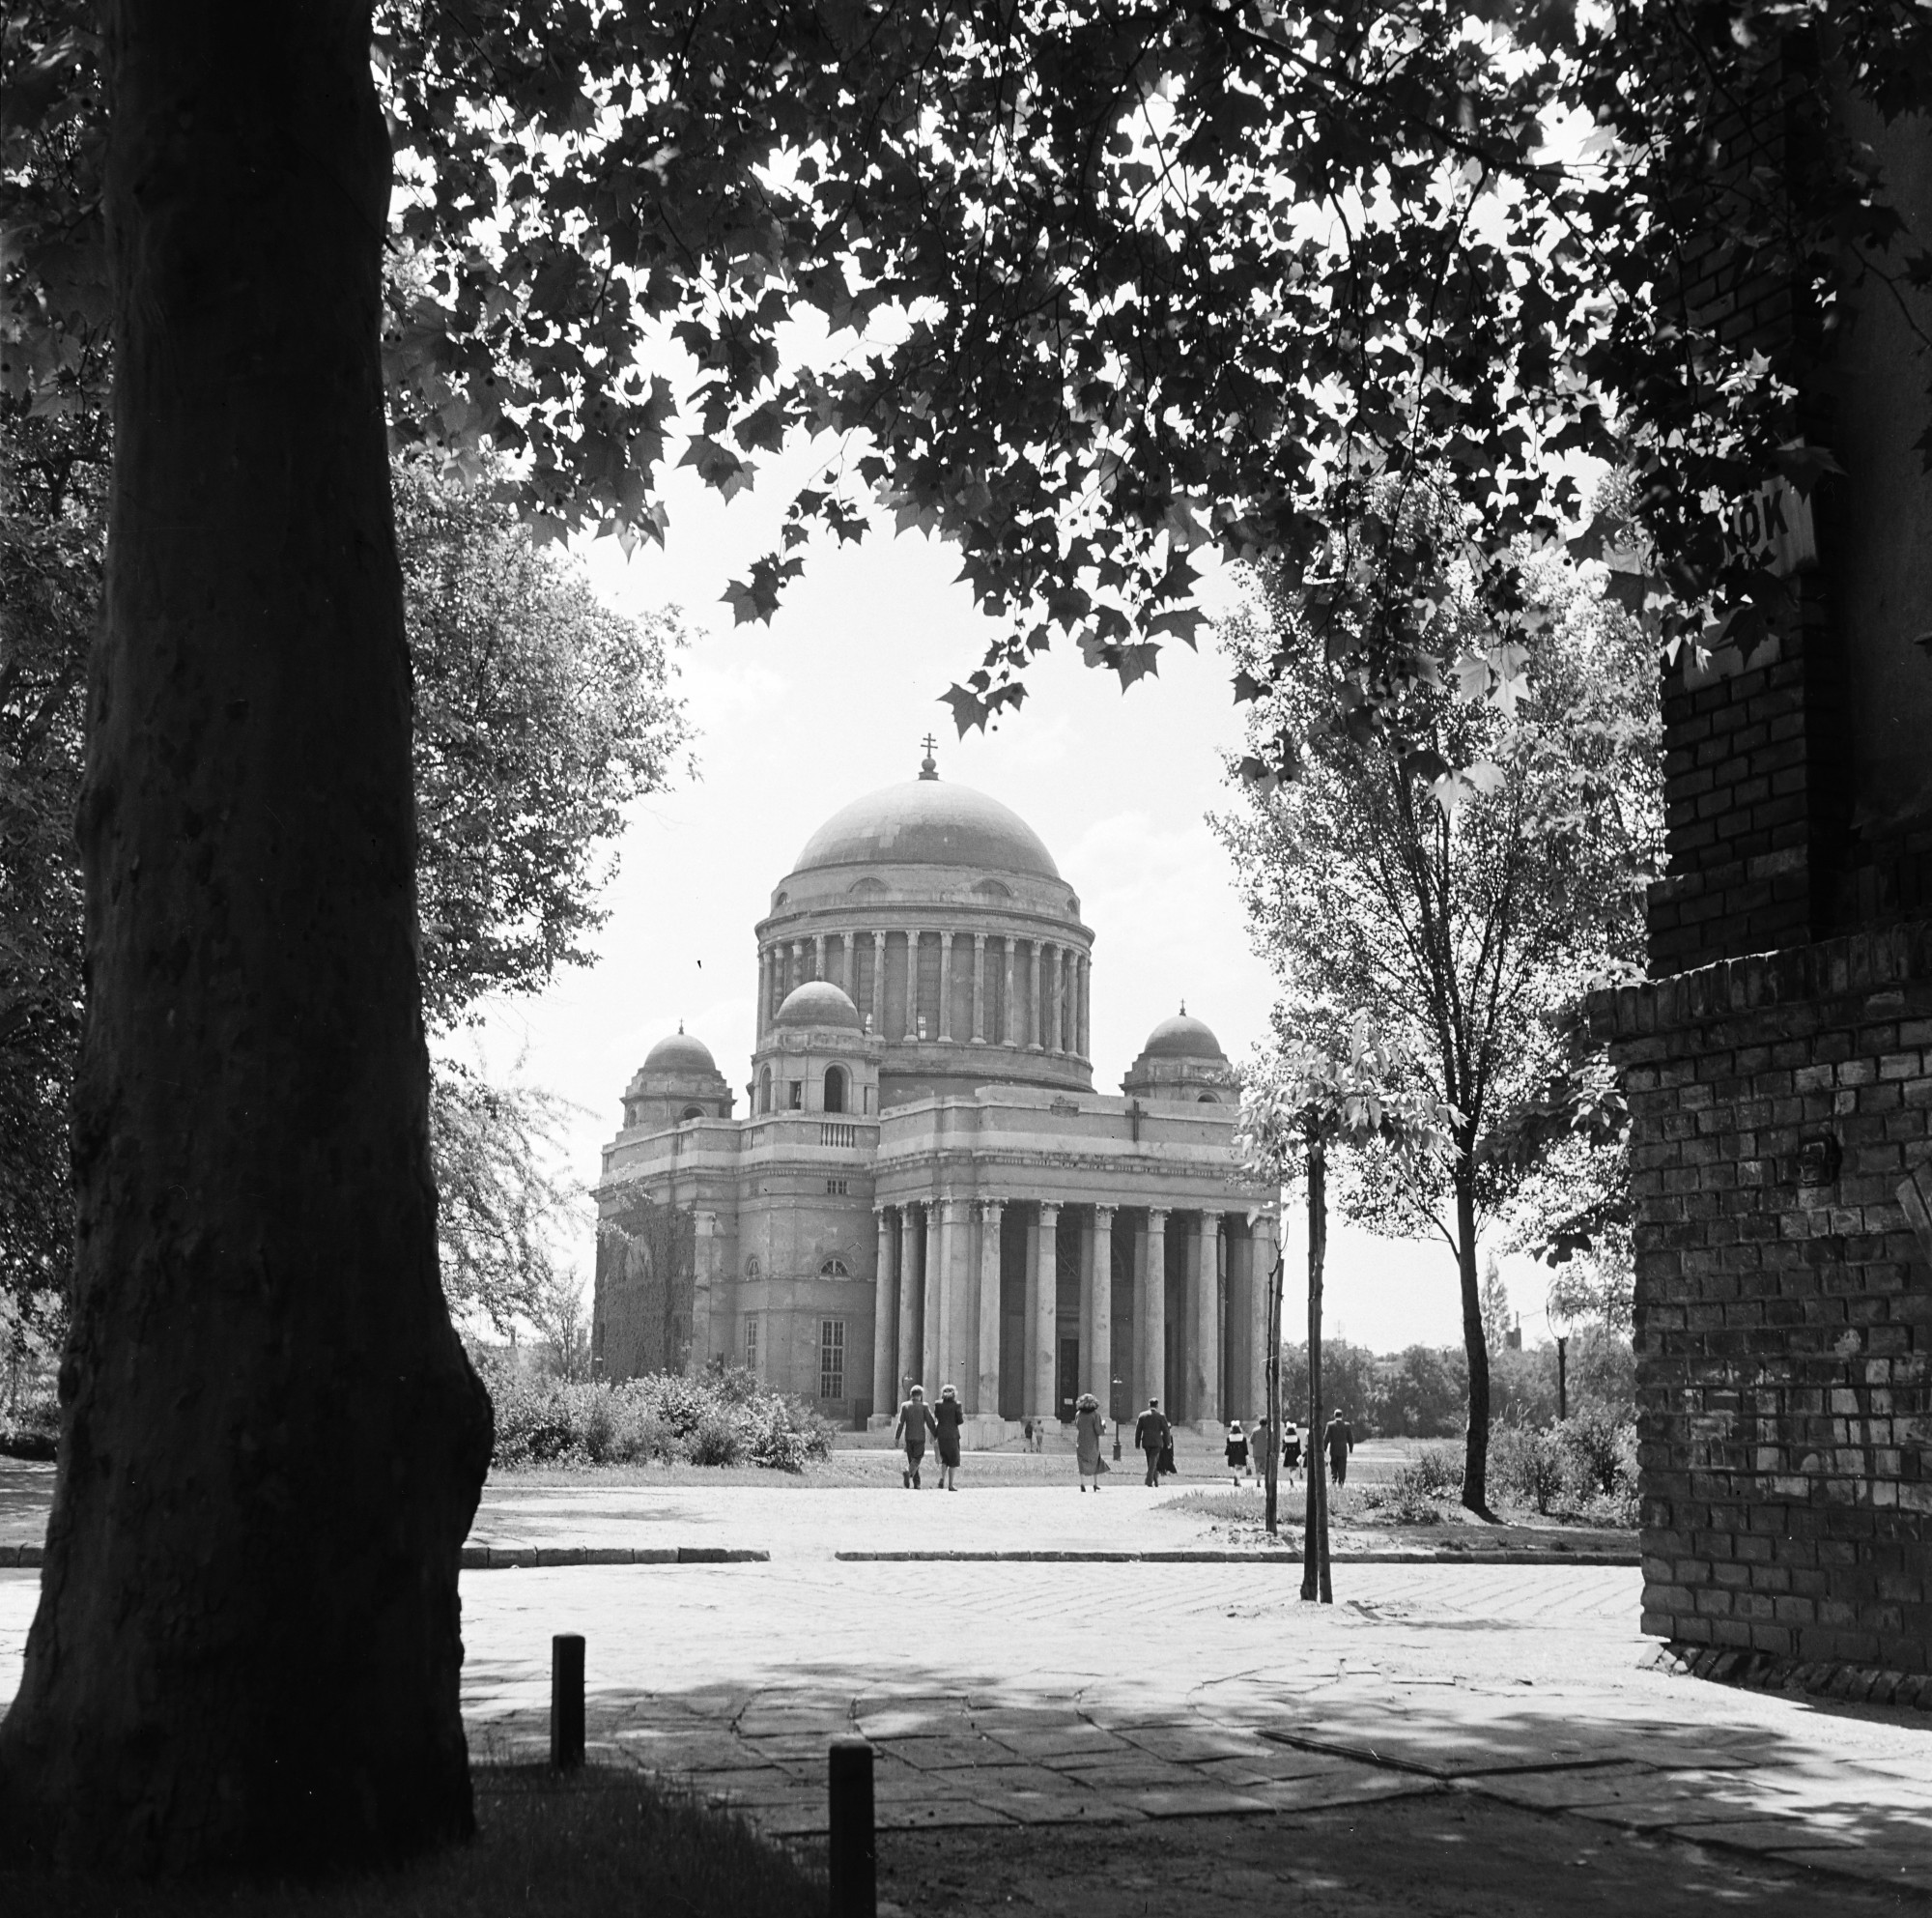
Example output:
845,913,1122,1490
1141,1010,1226,1060
791,779,1061,881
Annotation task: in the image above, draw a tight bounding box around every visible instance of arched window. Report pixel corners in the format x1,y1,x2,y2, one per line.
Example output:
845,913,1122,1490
745,1256,760,1278
824,1065,847,1114
1197,1092,1220,1104
680,1103,705,1121
757,1066,772,1114
819,1258,849,1276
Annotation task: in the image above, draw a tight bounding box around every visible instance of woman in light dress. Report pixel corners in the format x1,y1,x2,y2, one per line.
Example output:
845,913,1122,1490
1074,1391,1107,1492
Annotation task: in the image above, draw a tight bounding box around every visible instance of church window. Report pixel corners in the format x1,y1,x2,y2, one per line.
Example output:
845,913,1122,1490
788,1079,804,1108
824,1066,848,1114
744,1315,758,1374
826,1178,849,1195
819,1320,845,1400
680,1103,705,1121
1197,1093,1220,1104
819,1258,849,1276
757,1066,772,1114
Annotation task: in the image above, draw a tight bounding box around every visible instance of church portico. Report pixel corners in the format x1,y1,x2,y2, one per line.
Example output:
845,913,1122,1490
594,757,1272,1430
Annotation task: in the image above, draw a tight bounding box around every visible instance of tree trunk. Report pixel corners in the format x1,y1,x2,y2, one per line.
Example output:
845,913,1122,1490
0,2,492,1872
1456,1154,1491,1516
1264,1215,1281,1536
1300,1142,1330,1604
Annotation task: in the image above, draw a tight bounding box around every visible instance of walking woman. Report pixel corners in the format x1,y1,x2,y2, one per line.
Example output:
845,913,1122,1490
1225,1418,1250,1485
1282,1422,1304,1490
1074,1390,1107,1492
934,1383,965,1491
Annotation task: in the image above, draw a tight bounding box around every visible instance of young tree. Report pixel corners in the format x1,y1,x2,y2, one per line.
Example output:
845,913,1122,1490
1238,1023,1456,1593
430,1061,584,1338
1215,518,1661,1512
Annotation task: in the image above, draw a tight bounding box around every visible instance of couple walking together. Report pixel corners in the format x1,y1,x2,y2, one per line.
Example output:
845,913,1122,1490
894,1383,965,1490
1071,1393,1174,1490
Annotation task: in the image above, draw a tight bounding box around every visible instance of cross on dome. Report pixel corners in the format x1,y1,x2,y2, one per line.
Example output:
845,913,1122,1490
918,733,940,780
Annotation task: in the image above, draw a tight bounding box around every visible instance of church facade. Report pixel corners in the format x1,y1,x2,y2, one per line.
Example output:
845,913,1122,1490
591,754,1275,1435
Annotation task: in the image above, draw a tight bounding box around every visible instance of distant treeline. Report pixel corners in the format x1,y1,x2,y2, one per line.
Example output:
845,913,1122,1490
1280,1329,1634,1438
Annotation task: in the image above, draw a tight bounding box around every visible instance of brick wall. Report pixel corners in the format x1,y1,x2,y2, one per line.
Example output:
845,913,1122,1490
1592,928,1932,1672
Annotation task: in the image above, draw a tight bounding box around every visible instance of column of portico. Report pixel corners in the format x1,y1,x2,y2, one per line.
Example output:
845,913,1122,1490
905,929,922,1040
1249,1213,1278,1419
1002,939,1016,1045
896,1207,923,1400
972,934,987,1044
790,939,805,999
921,1202,944,1388
1026,942,1042,1050
1087,1205,1115,1414
1079,956,1092,1056
872,1206,897,1418
938,932,954,1042
1056,948,1069,1053
842,932,856,1000
1190,1211,1223,1424
870,931,886,1033
812,931,824,980
977,1198,1005,1415
1141,1207,1168,1408
1030,1203,1060,1419
942,1194,974,1388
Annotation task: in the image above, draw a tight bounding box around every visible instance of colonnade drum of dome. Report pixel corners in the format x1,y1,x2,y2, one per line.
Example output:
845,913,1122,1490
593,764,1275,1436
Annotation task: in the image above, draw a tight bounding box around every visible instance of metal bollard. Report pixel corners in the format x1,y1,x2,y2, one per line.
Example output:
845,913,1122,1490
827,1735,876,1918
551,1633,585,1770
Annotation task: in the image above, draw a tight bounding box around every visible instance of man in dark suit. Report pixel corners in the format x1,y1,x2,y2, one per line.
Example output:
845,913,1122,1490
1134,1398,1172,1487
1325,1408,1354,1486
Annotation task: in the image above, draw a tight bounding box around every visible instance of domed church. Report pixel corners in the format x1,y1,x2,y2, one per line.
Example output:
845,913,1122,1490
593,748,1275,1438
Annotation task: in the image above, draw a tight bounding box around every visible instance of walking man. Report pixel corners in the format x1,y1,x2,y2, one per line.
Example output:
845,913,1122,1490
1134,1397,1172,1488
895,1384,939,1489
1325,1407,1354,1487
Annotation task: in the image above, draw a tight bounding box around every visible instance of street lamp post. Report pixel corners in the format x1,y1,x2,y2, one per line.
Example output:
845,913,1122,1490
1111,1378,1122,1460
1546,1288,1574,1423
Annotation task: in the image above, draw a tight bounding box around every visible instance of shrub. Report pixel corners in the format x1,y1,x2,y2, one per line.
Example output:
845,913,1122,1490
686,1409,747,1467
1357,1479,1443,1525
1408,1444,1463,1498
1559,1404,1636,1499
0,1382,60,1462
1491,1421,1565,1514
469,1346,832,1473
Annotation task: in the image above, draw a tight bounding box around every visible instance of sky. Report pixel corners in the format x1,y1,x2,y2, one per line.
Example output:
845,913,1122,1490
456,445,1559,1355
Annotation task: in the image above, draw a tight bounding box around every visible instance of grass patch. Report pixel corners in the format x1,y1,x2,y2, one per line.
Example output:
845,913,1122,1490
0,1765,823,1917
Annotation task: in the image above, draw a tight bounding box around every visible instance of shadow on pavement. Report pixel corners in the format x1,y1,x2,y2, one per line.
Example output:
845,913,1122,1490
462,1644,1932,1897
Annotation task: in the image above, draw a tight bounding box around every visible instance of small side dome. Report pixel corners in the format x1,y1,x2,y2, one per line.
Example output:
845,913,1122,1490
776,980,864,1031
1141,1004,1226,1061
643,1026,718,1074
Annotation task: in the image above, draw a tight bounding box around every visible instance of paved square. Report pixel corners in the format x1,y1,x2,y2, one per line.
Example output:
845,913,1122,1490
3,1474,1928,1897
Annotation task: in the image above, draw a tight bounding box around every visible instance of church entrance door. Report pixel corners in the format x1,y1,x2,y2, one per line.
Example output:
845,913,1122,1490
1057,1336,1080,1423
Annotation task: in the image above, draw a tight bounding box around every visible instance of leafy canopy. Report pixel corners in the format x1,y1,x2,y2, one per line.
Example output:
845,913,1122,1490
10,2,1931,769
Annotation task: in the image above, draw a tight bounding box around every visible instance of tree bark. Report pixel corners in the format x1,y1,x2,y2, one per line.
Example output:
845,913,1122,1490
1264,1216,1281,1536
1300,1142,1330,1604
1456,1154,1492,1516
0,2,492,1872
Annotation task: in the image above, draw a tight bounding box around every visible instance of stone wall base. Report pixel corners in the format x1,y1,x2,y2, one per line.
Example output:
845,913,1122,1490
1643,1639,1932,1711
